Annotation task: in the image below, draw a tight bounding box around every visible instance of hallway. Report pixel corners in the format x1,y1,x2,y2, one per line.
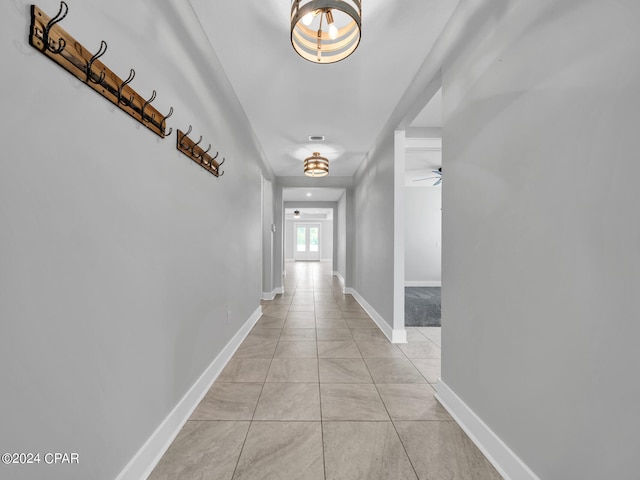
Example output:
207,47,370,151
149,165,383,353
148,262,501,480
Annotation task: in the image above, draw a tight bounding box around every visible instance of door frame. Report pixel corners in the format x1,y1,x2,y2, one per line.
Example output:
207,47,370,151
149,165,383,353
293,222,321,261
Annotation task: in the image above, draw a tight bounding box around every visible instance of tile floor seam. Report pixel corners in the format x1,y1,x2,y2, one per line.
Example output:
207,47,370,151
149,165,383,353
390,416,423,480
229,419,253,480
238,350,278,479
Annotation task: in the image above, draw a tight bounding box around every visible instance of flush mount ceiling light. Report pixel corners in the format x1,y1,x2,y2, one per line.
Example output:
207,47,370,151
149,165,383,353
304,152,329,177
291,0,362,64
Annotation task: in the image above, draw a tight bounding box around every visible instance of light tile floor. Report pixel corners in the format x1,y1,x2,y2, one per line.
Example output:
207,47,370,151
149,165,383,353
148,261,502,480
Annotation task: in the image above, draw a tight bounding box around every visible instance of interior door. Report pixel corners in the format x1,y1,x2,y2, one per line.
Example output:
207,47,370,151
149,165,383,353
294,223,321,261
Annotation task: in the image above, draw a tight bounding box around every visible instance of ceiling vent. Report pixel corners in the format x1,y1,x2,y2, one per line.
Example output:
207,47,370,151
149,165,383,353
309,135,325,141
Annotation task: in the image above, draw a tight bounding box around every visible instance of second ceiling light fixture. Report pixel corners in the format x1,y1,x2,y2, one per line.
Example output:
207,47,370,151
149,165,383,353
290,0,362,63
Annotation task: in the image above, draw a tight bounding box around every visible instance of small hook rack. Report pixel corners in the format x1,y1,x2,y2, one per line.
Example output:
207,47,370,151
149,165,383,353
177,127,225,178
29,2,173,138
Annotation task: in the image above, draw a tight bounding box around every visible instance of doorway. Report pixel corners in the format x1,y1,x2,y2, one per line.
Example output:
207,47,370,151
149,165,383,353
294,223,321,261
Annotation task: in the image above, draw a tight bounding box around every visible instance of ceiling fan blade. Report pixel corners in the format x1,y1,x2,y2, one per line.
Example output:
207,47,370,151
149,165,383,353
413,176,439,182
433,178,442,186
432,170,442,175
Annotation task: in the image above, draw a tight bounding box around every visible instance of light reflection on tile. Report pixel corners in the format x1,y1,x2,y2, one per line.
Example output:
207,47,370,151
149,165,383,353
410,358,441,383
395,421,503,480
377,384,450,420
398,341,441,359
364,357,427,384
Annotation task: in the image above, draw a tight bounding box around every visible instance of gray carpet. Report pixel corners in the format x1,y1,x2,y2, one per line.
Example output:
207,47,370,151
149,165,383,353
405,287,441,327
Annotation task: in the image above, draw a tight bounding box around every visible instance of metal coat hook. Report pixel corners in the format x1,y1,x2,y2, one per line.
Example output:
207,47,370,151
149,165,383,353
42,1,68,54
191,135,203,154
161,107,174,136
85,40,107,84
179,125,192,149
117,69,135,106
141,90,156,122
199,145,212,161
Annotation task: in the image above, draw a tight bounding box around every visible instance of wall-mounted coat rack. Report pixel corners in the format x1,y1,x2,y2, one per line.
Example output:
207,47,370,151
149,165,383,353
177,126,225,177
29,2,173,138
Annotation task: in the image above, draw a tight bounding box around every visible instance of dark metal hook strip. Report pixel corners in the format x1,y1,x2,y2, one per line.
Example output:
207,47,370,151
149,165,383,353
43,1,68,54
86,40,107,84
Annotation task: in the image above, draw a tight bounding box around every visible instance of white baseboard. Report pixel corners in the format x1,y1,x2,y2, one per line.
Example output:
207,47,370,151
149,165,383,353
333,271,346,293
405,281,442,287
116,306,263,480
391,328,407,343
435,380,540,480
262,288,284,300
346,288,406,344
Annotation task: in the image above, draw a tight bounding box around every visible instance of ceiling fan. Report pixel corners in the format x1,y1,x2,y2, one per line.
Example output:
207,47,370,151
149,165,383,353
413,167,442,186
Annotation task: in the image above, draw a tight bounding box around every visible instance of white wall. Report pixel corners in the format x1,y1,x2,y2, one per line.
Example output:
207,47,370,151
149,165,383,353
321,219,333,261
336,192,347,281
404,187,441,285
353,139,395,326
440,0,640,479
0,1,271,479
262,178,275,297
285,218,294,259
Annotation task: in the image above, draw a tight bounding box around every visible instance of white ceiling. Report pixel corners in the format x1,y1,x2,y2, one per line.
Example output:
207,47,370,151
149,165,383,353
283,187,345,202
190,0,458,178
411,88,442,128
